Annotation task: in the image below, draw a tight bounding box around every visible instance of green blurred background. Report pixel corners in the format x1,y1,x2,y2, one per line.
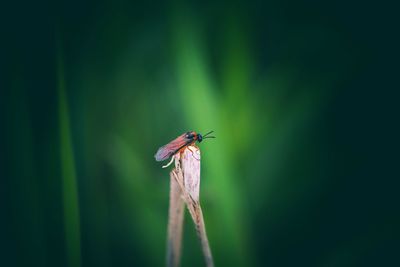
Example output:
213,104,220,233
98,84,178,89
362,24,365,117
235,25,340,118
1,1,398,267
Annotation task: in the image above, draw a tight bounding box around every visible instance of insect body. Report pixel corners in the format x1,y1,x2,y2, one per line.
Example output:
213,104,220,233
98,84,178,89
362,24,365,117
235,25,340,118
155,131,215,163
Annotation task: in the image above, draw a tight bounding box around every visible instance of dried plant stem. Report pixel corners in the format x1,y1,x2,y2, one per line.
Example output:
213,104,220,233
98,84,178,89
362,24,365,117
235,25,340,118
166,147,214,267
167,172,185,267
186,200,214,267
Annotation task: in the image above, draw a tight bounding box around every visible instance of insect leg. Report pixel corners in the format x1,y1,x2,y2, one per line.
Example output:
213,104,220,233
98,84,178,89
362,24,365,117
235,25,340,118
162,156,175,168
187,146,200,161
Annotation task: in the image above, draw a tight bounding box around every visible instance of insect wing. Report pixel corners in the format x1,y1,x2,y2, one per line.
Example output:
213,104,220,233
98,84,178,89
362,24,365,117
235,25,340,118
154,144,175,161
155,133,190,161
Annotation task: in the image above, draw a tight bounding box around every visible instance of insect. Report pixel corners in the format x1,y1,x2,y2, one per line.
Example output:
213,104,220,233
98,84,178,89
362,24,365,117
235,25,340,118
155,131,215,168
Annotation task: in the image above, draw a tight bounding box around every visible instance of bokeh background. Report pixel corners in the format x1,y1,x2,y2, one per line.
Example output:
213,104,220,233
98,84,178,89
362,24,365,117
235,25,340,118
1,1,398,267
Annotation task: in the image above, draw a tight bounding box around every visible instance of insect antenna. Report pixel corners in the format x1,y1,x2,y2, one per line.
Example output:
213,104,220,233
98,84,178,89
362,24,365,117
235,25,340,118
202,130,216,139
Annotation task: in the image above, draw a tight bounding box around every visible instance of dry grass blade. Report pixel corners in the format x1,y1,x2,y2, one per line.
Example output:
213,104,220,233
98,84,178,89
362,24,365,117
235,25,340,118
167,146,214,267
166,172,185,267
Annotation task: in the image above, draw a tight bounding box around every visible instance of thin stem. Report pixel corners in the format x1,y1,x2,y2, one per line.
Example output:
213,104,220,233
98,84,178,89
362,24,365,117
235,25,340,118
166,173,185,267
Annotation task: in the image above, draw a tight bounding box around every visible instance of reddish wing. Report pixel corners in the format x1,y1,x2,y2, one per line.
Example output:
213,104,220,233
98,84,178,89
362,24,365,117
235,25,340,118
155,133,192,161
